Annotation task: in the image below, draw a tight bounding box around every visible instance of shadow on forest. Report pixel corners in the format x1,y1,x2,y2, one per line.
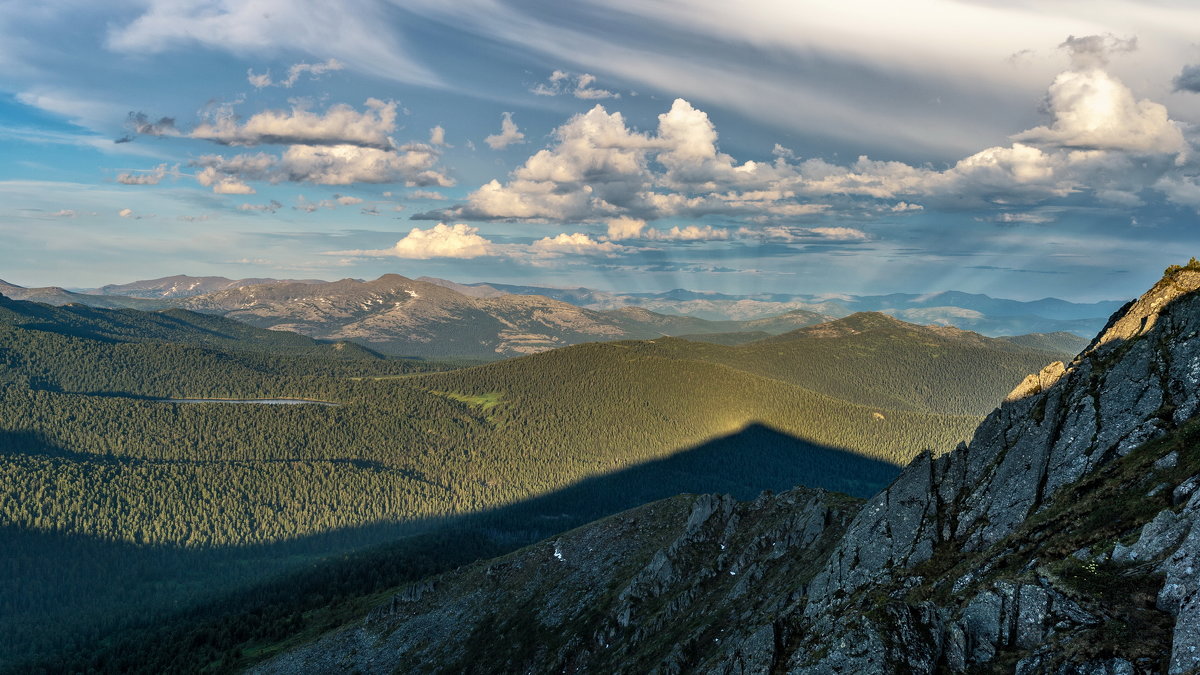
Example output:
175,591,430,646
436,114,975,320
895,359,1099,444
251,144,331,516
0,422,898,673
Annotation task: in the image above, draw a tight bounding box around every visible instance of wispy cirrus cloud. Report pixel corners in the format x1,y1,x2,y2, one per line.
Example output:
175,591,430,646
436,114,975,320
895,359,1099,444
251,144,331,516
106,1,437,86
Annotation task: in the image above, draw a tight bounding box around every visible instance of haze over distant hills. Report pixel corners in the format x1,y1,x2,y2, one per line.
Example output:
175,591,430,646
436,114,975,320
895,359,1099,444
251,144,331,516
0,278,165,310
88,274,327,299
167,274,832,358
1,273,1120,358
421,278,1125,336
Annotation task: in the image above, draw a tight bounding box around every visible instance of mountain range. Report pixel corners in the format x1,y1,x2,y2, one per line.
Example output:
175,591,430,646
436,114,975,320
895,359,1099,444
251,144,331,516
1,273,1116,358
89,274,327,299
421,277,1125,335
252,264,1200,673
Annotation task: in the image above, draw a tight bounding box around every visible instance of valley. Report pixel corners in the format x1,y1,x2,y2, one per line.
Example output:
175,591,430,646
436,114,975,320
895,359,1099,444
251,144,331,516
7,8,1199,671
0,283,1080,672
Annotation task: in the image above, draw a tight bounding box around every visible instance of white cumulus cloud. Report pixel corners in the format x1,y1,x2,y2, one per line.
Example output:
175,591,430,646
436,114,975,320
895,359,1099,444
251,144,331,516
191,99,397,149
531,232,627,256
1011,69,1184,154
331,223,493,259
485,112,525,150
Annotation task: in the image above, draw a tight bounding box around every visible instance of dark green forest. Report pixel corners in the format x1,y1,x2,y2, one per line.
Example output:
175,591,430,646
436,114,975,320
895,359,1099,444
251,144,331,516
0,296,1071,672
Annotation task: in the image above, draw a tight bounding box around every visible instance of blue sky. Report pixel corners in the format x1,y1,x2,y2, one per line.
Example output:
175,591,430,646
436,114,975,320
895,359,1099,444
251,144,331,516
3,1,1200,301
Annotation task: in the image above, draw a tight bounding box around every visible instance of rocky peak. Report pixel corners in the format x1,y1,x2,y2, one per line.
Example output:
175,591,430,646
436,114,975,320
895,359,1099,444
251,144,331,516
1088,268,1200,354
795,268,1200,671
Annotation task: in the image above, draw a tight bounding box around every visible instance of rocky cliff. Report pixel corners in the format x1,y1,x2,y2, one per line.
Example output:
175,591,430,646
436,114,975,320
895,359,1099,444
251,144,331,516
255,268,1200,674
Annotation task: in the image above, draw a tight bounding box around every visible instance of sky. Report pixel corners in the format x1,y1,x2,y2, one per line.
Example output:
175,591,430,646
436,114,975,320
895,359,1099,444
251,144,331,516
3,1,1200,301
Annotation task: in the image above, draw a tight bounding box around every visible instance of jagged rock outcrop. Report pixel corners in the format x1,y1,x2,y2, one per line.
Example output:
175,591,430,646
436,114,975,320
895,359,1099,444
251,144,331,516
254,488,860,674
257,268,1200,673
791,268,1200,672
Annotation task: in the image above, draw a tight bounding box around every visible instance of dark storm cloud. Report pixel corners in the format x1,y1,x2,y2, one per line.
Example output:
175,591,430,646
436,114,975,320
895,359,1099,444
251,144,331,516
126,111,178,137
1173,65,1200,93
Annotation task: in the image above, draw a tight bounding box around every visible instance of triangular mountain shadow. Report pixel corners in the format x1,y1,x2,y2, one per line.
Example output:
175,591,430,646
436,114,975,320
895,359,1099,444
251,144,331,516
1,423,899,671
488,422,899,531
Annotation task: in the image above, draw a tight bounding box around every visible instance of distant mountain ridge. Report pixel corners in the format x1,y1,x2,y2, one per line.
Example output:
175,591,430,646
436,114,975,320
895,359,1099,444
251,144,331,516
89,274,327,299
0,279,166,310
166,274,833,358
3,273,1122,356
418,277,1126,336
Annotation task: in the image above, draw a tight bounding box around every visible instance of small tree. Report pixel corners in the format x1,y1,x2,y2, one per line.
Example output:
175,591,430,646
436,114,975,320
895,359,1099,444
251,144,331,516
1164,257,1200,276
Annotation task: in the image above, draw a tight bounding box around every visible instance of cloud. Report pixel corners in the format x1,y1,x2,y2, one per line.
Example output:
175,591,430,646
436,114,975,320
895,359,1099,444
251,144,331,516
1154,175,1200,210
408,189,447,200
1011,69,1183,153
238,200,283,213
292,194,362,212
190,99,398,149
189,143,452,190
1059,34,1137,69
208,176,256,194
646,225,730,241
116,163,173,185
332,223,493,259
485,112,525,150
108,2,437,86
1173,65,1200,94
118,208,133,218
247,58,344,88
807,226,869,241
429,125,447,146
531,70,619,99
247,71,272,89
125,111,179,138
49,209,76,218
980,212,1056,224
605,217,728,241
193,153,273,193
447,99,822,223
449,67,1197,227
606,216,646,239
531,232,627,256
279,143,452,186
531,69,569,96
574,73,620,100
741,225,869,242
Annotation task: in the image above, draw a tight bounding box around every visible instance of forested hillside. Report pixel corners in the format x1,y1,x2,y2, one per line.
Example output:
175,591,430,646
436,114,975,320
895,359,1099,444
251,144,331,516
0,296,1068,672
613,312,1081,416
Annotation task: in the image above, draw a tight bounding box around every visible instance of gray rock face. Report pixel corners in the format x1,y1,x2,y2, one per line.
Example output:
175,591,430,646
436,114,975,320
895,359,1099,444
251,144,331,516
254,488,859,674
786,272,1200,672
1154,485,1200,674
811,272,1200,604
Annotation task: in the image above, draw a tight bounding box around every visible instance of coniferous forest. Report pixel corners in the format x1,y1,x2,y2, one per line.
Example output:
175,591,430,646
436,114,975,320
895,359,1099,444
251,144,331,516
0,295,1074,672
